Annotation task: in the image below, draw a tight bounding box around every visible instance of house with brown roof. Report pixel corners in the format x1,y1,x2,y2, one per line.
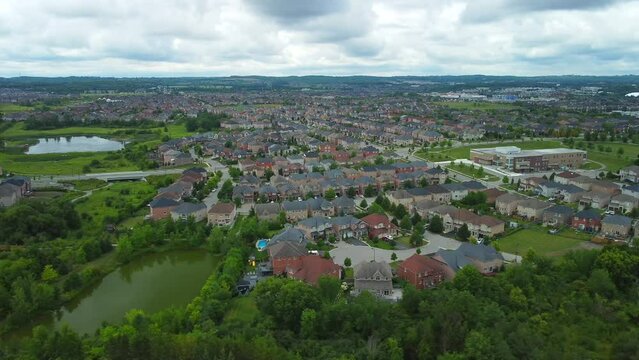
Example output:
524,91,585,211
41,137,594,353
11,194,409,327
361,214,399,239
397,254,447,289
515,199,552,220
269,242,308,275
286,255,342,285
495,193,527,216
480,188,507,205
208,203,237,226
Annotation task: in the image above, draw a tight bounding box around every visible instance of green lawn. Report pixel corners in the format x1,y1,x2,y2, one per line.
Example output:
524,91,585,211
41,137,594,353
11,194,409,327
1,122,194,140
431,101,520,111
584,142,639,172
447,163,500,182
73,181,156,230
224,294,259,324
0,151,139,175
416,140,564,162
495,227,592,257
579,161,603,170
0,103,36,113
367,239,395,250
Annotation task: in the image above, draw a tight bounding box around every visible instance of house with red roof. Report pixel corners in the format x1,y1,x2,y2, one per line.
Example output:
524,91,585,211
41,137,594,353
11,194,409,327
361,213,399,239
286,255,342,285
397,254,447,289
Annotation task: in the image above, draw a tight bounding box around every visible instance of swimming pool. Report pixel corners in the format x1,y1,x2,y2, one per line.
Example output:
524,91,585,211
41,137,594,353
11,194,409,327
256,239,269,251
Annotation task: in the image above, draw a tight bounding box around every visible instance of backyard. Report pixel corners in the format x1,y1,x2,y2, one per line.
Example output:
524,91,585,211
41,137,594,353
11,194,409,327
494,227,593,257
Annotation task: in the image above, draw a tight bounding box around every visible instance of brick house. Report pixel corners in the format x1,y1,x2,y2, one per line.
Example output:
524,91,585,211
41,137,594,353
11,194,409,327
571,209,602,232
353,261,394,296
361,213,399,239
397,254,447,289
149,198,180,220
601,215,633,239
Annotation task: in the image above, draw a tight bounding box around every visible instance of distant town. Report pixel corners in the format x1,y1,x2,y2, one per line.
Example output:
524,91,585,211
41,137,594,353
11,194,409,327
2,75,639,358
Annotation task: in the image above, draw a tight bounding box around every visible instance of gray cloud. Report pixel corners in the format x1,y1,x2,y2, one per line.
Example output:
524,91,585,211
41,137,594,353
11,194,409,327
0,0,637,76
243,0,348,23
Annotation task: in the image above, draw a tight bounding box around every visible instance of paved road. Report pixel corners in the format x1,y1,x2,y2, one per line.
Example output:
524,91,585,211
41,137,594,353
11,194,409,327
330,230,521,266
200,158,230,208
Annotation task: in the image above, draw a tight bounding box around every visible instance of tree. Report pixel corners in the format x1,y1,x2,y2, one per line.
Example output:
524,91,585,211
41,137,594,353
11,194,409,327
41,265,59,282
360,199,368,208
502,176,509,184
400,215,412,231
430,215,444,233
344,257,352,267
364,184,377,197
394,204,408,219
325,188,336,201
346,187,357,198
457,224,470,242
217,179,234,201
391,252,397,261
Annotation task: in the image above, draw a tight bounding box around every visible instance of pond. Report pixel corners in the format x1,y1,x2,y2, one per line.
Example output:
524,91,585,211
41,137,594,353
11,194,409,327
25,136,124,154
14,250,218,337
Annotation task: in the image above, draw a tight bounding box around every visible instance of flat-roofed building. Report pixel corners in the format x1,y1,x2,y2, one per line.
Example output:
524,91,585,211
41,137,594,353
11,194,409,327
470,146,586,173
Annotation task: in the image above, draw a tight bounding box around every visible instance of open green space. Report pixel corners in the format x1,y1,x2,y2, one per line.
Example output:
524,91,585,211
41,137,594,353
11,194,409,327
579,161,603,170
447,163,500,182
583,142,639,172
73,181,156,230
1,121,193,140
415,140,564,162
0,151,139,175
60,179,108,191
0,103,37,113
431,101,521,111
495,227,592,257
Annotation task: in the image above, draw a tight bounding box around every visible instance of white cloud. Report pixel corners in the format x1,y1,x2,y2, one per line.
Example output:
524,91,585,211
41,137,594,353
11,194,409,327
0,0,637,76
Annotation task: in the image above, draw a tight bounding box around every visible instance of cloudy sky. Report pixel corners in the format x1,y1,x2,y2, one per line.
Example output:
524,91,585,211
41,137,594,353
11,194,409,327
0,0,638,77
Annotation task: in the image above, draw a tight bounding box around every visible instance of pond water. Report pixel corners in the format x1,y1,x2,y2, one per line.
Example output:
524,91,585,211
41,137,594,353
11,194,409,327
25,136,124,154
15,250,218,337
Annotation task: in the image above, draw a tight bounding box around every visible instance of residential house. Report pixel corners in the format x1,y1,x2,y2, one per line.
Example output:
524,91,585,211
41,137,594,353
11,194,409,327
619,165,639,183
481,188,507,205
591,180,620,196
571,209,602,232
2,176,31,195
578,191,611,210
601,215,633,239
555,171,581,185
282,200,309,222
0,183,21,207
255,202,282,221
286,255,342,286
208,203,237,226
467,215,506,239
441,183,468,201
495,193,527,216
269,228,307,247
296,216,333,241
170,202,207,222
330,216,368,240
269,242,308,275
361,214,399,239
433,243,504,278
353,261,394,297
388,189,414,208
413,199,441,218
542,205,574,227
398,254,447,289
331,196,356,216
622,184,639,198
608,194,638,214
516,199,552,220
149,198,180,220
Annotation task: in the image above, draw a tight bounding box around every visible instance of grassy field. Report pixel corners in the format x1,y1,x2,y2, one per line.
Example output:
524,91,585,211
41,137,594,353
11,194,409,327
0,103,37,113
416,140,564,162
0,151,139,175
1,122,193,140
495,227,592,257
431,101,520,111
60,179,108,191
73,181,156,230
579,161,603,170
447,163,500,182
584,142,639,172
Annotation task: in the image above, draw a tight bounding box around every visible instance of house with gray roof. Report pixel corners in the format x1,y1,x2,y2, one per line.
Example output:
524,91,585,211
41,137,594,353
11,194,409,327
331,196,356,215
433,243,504,279
0,182,21,208
601,215,633,239
255,202,282,221
170,202,207,222
608,194,639,214
296,216,333,240
542,205,574,227
441,183,469,201
330,215,367,240
353,261,393,297
269,228,307,247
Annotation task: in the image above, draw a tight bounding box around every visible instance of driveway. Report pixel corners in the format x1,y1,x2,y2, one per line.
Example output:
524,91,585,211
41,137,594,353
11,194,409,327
329,230,521,266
